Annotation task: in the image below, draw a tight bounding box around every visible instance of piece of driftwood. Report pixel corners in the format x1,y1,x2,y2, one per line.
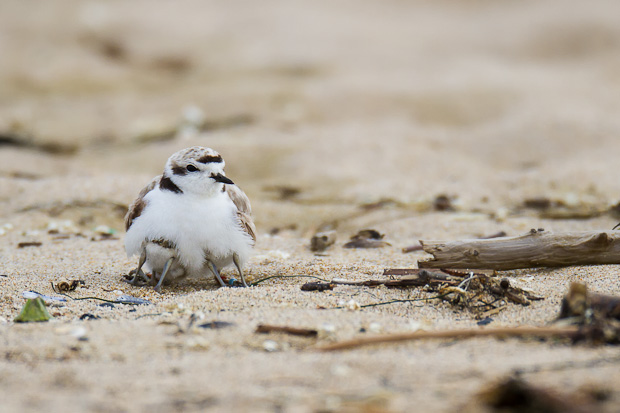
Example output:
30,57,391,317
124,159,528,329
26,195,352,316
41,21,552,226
317,326,580,352
419,229,620,270
403,231,506,253
256,324,318,337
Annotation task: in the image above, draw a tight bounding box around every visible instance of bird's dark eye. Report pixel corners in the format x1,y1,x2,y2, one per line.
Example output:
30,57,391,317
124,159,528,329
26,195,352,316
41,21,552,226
186,165,198,172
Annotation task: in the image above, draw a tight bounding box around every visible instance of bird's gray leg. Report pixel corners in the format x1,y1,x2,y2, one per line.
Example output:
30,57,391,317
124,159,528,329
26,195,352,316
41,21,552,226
206,260,226,287
127,247,148,285
154,257,175,293
233,253,249,287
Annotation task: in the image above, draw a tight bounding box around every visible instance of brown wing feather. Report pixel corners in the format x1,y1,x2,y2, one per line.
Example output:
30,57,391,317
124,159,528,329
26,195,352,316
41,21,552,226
124,175,160,231
225,184,257,243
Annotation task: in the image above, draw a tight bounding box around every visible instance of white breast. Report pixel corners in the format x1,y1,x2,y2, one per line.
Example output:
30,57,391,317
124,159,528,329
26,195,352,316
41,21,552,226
125,188,254,274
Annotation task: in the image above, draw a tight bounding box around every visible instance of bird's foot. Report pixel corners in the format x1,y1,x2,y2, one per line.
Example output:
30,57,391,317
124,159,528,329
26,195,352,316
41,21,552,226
123,269,150,286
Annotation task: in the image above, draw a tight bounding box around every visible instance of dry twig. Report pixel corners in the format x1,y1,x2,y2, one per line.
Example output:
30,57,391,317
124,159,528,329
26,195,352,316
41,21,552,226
256,324,318,337
317,326,580,352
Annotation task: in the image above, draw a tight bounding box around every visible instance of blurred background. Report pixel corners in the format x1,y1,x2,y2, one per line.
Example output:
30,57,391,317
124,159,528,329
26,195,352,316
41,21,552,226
2,0,620,235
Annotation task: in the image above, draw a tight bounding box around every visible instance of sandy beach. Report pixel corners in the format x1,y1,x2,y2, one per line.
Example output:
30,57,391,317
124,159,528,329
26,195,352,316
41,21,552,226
2,1,620,411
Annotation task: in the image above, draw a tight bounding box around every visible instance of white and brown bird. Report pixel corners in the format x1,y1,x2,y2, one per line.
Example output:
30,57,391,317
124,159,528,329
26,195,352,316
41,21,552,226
124,146,256,292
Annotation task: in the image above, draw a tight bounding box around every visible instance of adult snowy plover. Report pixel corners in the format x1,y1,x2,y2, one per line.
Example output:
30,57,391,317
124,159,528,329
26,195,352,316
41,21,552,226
124,146,256,291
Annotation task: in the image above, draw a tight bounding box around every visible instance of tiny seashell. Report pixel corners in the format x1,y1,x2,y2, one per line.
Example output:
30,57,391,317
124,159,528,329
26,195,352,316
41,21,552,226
368,322,381,333
115,294,152,305
263,340,279,352
22,291,67,304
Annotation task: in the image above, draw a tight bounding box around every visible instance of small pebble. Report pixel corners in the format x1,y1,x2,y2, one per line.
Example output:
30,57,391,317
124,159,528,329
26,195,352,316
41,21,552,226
477,317,494,326
263,340,279,352
345,300,361,311
368,322,382,333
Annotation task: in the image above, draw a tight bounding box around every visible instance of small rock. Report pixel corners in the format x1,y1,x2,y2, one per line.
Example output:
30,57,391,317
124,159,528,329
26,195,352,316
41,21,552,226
368,322,382,333
346,300,361,311
263,340,279,352
310,230,337,252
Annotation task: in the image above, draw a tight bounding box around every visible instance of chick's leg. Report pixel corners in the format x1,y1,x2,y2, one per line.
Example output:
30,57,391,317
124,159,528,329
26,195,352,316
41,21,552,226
233,253,249,287
206,260,226,287
154,257,175,293
127,247,148,286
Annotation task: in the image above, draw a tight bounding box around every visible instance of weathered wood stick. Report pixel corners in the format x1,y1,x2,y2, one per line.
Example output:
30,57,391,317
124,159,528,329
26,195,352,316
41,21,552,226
402,231,507,253
418,229,620,270
317,326,580,352
256,324,318,337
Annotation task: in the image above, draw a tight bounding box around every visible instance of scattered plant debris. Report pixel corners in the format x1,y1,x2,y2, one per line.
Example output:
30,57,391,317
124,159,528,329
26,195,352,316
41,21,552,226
256,324,318,337
433,194,456,211
344,229,390,248
14,297,52,322
300,269,540,316
556,282,620,344
17,241,42,248
559,282,620,321
53,280,86,293
318,283,620,351
301,282,334,292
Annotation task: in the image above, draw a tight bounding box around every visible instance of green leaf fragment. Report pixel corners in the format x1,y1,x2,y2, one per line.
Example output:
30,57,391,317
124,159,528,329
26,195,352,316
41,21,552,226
14,297,52,322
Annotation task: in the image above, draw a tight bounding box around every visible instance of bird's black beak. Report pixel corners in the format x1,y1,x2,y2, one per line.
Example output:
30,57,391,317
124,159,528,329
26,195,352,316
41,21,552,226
211,173,234,185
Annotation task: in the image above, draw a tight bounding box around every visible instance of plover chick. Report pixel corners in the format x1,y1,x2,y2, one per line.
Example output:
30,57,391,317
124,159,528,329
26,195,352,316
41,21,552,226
124,146,256,292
